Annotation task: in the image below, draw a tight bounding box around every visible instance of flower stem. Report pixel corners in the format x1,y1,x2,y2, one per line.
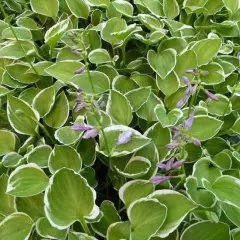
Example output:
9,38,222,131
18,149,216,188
0,2,38,75
79,37,96,94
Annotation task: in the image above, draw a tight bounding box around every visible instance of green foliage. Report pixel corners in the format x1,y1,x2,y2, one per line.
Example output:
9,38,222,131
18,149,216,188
0,0,239,239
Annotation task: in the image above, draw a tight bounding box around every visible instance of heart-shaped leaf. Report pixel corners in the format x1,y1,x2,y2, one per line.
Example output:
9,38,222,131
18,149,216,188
0,213,34,240
44,168,98,229
147,49,177,79
155,104,183,127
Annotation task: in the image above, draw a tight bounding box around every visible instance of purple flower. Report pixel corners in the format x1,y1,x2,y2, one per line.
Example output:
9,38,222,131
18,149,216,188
167,142,182,150
186,69,194,74
75,66,85,74
192,138,201,147
177,95,190,108
71,124,93,131
187,84,197,95
150,175,174,184
204,90,218,101
183,111,195,131
117,130,133,145
83,128,99,139
72,48,81,56
157,158,184,171
75,102,85,112
171,126,180,132
182,76,190,86
93,101,98,108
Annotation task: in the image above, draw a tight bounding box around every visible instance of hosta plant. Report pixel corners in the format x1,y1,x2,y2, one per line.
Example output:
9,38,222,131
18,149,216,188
0,0,240,239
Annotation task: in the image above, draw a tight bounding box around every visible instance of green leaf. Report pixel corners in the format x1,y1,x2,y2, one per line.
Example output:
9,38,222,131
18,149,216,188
149,190,196,238
92,201,120,237
0,213,34,240
211,152,232,170
140,0,164,17
97,125,151,157
0,130,15,156
147,49,177,79
203,175,240,209
45,19,70,49
44,168,98,229
46,61,85,84
69,231,98,240
119,180,154,208
85,0,110,8
16,193,45,221
206,94,231,116
190,39,222,66
88,49,111,64
107,222,131,240
193,158,222,187
49,145,82,173
174,50,197,81
55,126,82,145
112,0,134,17
2,27,32,41
231,117,240,134
137,92,163,122
185,176,216,208
19,88,41,104
157,71,180,97
6,63,40,84
80,167,98,188
101,17,127,46
27,145,52,168
30,0,59,19
71,71,110,94
2,152,23,168
145,122,171,160
16,17,42,30
0,174,16,216
223,0,240,16
44,92,69,128
200,63,225,85
125,87,151,111
154,105,183,127
114,156,151,179
0,41,35,60
221,202,240,227
127,198,167,240
106,90,133,125
7,163,49,197
33,86,55,117
163,0,179,19
113,75,138,94
36,217,68,239
180,221,230,240
7,95,40,136
77,138,96,166
232,228,240,240
138,14,164,31
187,115,223,141
65,0,90,19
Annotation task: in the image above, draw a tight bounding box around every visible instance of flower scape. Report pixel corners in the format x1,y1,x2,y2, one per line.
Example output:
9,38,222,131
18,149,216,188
0,0,240,239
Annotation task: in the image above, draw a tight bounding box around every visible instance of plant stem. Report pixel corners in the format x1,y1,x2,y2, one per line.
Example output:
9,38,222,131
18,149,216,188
0,2,38,75
79,215,91,236
79,38,96,94
121,43,126,66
